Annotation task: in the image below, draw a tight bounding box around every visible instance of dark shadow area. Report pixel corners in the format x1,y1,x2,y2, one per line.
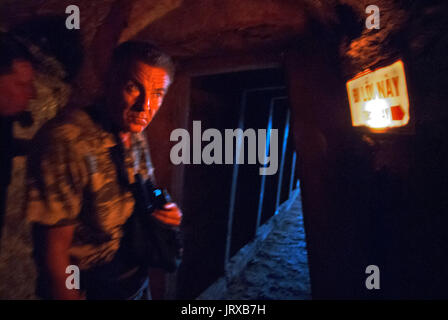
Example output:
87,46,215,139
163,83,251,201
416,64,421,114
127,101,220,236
178,68,298,299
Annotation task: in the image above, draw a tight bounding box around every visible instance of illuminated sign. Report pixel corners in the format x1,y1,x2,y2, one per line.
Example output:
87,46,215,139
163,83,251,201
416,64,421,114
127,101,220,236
346,60,410,130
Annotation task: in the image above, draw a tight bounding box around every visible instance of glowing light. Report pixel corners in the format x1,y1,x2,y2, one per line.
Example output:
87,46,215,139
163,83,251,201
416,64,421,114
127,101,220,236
346,60,410,132
365,98,391,128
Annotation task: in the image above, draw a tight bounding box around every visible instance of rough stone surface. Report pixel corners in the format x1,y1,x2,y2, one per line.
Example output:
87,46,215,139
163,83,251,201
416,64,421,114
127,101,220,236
0,62,71,301
1,0,413,61
0,158,36,299
223,192,311,300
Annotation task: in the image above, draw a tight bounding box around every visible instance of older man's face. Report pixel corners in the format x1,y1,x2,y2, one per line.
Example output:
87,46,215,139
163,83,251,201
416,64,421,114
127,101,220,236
109,61,171,133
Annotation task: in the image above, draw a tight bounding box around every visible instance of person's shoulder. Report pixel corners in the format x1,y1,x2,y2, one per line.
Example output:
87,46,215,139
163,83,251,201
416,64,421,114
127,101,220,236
32,108,95,151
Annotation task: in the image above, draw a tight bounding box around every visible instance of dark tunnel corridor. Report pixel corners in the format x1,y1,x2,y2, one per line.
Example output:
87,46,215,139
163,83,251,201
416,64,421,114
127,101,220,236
177,68,306,299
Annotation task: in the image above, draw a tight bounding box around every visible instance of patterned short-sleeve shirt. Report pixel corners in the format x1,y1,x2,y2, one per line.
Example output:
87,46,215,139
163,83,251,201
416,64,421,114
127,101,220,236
26,108,154,270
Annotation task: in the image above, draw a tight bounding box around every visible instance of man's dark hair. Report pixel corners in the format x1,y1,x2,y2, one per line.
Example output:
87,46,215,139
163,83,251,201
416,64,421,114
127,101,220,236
0,32,34,75
110,41,175,82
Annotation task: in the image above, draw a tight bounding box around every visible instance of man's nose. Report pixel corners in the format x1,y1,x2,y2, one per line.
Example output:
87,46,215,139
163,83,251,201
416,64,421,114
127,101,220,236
134,94,150,112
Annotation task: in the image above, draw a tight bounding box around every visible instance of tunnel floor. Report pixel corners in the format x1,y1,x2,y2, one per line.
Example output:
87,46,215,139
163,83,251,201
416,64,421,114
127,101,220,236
223,190,311,300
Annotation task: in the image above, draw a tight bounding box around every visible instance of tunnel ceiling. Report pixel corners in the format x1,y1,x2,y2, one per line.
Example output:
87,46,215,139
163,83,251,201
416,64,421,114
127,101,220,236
0,0,387,58
1,0,445,70
133,0,311,58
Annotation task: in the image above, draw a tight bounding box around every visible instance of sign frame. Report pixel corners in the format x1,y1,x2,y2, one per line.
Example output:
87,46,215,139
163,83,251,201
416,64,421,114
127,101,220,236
346,58,414,135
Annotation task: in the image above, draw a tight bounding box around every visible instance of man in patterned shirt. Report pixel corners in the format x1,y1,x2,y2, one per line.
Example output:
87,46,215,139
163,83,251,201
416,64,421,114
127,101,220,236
26,41,182,300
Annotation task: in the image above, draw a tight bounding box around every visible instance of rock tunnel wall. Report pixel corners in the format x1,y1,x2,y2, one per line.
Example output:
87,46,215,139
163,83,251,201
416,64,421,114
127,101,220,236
285,0,448,299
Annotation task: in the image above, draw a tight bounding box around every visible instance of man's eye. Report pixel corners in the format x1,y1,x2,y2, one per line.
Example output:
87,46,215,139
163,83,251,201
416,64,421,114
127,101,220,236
152,92,163,98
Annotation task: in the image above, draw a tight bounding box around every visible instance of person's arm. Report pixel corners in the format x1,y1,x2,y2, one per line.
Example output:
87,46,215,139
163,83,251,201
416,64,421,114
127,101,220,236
33,224,81,300
26,127,86,299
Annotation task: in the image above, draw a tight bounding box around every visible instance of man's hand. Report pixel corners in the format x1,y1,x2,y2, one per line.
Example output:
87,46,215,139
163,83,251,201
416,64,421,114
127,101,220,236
149,202,183,299
151,202,182,227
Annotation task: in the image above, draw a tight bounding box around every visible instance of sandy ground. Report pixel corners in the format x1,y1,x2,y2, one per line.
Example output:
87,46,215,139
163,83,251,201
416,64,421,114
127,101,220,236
223,193,311,300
